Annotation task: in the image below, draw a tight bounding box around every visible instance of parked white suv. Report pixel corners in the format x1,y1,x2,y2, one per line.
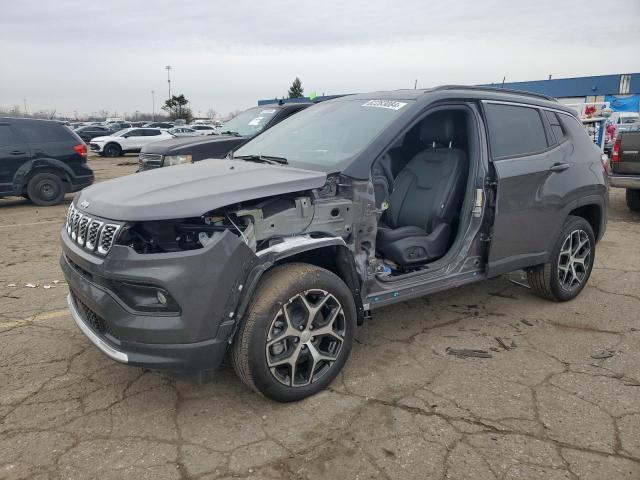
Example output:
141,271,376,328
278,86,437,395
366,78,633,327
189,124,217,136
90,128,173,157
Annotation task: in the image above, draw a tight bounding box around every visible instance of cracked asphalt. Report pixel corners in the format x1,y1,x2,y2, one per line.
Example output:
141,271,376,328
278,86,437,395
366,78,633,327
1,156,639,479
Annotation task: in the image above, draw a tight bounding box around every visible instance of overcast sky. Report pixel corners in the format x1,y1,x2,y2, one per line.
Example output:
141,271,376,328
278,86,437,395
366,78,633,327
1,0,639,118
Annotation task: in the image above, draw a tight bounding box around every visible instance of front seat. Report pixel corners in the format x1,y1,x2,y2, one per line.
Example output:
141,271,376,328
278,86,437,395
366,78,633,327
376,112,467,267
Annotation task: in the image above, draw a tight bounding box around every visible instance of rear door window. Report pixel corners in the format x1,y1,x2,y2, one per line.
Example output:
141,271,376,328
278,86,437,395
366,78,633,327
485,103,549,158
144,129,161,136
126,129,145,137
15,122,72,143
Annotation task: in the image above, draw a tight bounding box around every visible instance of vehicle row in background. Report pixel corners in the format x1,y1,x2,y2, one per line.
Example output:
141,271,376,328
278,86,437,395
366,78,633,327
138,102,310,170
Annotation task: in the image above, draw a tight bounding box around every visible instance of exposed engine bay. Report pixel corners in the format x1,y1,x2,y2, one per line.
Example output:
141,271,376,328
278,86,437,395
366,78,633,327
116,175,377,275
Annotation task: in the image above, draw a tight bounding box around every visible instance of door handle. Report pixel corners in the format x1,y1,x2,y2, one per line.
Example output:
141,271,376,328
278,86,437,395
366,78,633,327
549,162,570,172
10,150,26,155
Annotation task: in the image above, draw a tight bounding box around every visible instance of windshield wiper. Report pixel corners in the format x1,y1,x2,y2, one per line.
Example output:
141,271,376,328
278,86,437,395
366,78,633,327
220,130,241,137
234,154,288,165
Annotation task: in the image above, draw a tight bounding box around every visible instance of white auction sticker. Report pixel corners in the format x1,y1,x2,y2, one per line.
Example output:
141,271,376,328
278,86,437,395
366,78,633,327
361,100,407,110
260,109,276,114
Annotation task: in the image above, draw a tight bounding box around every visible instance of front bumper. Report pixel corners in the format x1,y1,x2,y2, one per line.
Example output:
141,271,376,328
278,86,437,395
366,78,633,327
89,142,104,152
609,174,640,189
60,226,257,371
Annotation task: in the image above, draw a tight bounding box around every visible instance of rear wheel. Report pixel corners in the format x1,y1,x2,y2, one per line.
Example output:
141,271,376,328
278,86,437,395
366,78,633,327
103,143,122,157
527,215,595,301
26,172,66,206
231,263,356,402
626,189,640,212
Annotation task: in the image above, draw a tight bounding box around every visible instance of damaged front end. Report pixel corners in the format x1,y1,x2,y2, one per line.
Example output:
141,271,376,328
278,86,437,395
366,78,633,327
61,171,376,372
115,174,369,261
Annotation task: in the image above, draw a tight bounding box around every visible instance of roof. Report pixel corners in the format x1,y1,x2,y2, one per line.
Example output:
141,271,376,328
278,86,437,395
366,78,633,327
259,85,573,115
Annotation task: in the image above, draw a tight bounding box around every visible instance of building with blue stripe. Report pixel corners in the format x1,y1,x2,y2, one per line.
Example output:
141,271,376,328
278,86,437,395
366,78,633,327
259,73,640,112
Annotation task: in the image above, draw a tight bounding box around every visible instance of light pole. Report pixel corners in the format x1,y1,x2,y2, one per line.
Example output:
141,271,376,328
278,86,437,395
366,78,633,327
165,65,172,100
151,90,155,121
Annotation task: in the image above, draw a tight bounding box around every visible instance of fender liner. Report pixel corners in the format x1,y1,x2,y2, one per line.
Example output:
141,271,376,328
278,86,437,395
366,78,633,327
227,236,365,344
12,158,74,195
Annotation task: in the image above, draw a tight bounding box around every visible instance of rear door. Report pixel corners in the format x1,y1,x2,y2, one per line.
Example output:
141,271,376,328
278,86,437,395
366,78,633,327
142,128,165,145
120,129,147,150
0,121,31,195
484,101,572,276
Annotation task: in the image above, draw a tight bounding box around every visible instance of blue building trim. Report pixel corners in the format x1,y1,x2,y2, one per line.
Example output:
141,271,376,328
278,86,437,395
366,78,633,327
258,73,640,106
479,73,640,98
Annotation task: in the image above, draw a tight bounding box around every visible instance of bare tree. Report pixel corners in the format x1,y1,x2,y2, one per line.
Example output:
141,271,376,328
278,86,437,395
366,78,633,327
225,109,243,121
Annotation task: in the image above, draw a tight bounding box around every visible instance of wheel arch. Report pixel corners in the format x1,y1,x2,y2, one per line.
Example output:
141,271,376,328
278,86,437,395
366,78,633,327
12,159,72,195
568,198,605,242
233,238,365,330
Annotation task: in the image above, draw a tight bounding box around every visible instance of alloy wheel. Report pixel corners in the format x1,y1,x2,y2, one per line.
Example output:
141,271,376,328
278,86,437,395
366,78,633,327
266,289,345,387
557,229,591,291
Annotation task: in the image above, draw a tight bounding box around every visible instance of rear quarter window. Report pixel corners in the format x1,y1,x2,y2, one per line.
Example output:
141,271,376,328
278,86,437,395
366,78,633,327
485,103,548,158
558,114,592,144
15,122,74,143
544,111,568,144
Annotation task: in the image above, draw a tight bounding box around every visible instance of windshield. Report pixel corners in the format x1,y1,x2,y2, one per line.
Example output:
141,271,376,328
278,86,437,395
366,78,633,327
233,99,412,171
220,107,278,136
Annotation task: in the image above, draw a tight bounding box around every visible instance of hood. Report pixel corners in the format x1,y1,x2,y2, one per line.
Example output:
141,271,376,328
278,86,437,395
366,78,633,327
75,159,327,221
91,135,114,142
141,134,242,155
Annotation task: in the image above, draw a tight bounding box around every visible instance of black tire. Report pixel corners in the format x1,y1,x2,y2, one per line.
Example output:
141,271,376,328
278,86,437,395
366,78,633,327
231,263,356,402
26,173,66,206
103,143,122,157
626,189,640,212
527,215,595,302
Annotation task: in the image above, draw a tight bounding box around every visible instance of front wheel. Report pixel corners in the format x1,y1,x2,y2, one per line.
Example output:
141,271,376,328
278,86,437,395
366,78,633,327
103,143,122,157
231,263,356,402
626,189,640,212
527,215,595,301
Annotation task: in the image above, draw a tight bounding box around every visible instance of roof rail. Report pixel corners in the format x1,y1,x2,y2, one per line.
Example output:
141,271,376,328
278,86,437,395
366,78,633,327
433,85,556,102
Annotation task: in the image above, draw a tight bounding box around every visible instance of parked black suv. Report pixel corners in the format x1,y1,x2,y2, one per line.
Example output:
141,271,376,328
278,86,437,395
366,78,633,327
60,87,607,401
1,118,93,205
74,125,116,142
138,103,309,170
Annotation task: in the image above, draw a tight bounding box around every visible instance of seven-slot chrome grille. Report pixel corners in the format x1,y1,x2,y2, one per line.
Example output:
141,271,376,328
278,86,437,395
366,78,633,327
138,153,163,171
65,203,122,256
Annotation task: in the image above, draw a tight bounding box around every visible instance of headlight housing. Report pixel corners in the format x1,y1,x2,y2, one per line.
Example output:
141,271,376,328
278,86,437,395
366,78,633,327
163,154,192,166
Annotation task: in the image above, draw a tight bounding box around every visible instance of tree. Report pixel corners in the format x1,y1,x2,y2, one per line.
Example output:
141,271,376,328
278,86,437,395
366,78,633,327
225,109,243,121
162,94,193,122
288,77,304,98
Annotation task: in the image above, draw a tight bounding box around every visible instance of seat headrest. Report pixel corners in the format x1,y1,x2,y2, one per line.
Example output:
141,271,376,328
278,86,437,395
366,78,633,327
419,112,456,146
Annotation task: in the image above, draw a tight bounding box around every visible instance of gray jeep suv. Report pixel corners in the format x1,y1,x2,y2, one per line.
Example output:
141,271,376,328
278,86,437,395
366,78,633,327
60,86,608,402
